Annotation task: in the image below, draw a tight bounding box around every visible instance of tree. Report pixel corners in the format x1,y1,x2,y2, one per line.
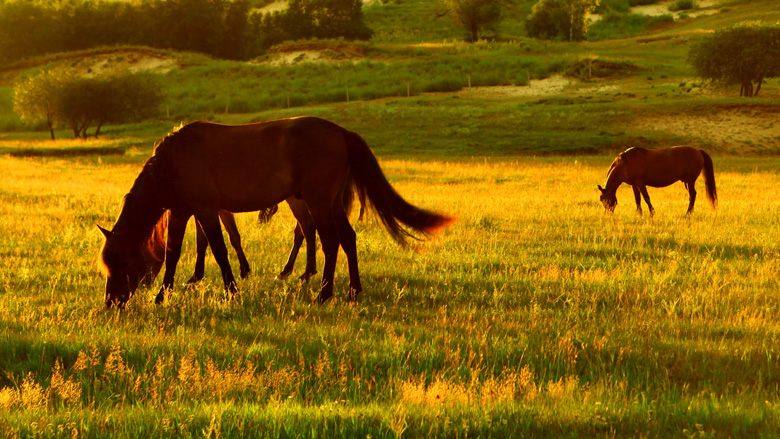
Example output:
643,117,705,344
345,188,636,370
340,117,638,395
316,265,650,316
255,0,372,50
526,0,599,42
687,22,780,97
13,69,75,140
440,0,503,42
13,70,163,139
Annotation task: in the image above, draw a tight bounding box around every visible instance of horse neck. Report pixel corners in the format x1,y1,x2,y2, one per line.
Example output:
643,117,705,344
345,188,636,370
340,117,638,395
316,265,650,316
112,165,167,247
604,161,624,195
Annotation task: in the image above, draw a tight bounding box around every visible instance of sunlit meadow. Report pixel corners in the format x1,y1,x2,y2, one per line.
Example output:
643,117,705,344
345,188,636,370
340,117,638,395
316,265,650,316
1,143,780,437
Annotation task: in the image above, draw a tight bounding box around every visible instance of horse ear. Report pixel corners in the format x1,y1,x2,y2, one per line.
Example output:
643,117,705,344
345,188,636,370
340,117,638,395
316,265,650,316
597,185,604,193
97,225,112,239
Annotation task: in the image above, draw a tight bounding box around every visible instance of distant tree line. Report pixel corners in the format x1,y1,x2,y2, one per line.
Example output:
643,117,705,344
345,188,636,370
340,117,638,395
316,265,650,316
0,0,372,65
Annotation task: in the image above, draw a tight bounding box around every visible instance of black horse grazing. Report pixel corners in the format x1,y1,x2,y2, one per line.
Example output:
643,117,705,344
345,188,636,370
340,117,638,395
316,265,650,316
99,117,452,308
598,146,717,215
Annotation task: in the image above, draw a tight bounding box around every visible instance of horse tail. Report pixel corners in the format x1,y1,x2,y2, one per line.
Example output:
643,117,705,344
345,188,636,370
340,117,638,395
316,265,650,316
141,210,168,284
700,150,717,209
343,130,453,246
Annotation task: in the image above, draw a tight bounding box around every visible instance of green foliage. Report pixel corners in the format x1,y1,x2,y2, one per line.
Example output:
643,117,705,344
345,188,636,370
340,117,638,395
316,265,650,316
687,21,780,97
0,0,372,64
440,0,503,42
526,0,600,41
13,71,163,139
668,0,695,12
256,0,373,50
3,149,780,436
587,11,674,40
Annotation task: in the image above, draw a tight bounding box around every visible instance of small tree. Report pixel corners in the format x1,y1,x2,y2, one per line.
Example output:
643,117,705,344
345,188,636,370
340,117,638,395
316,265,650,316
526,0,599,42
440,0,503,42
14,71,163,139
688,22,780,97
13,69,75,140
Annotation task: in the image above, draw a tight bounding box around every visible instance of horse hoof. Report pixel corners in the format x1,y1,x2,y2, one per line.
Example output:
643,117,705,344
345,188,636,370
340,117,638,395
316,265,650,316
239,269,250,279
348,288,362,302
154,292,165,304
298,272,317,282
275,271,291,281
184,276,201,285
316,292,333,305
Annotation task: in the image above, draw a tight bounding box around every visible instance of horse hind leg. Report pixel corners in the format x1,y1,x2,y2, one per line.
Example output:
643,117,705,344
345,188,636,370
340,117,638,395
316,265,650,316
282,198,319,282
685,181,697,215
334,207,362,301
305,201,341,304
638,185,655,216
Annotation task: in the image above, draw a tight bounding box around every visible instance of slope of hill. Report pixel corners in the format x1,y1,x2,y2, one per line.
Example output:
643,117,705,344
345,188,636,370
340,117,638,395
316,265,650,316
0,0,778,154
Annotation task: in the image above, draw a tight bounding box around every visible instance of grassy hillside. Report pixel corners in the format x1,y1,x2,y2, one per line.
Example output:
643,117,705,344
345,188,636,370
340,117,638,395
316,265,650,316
0,0,778,155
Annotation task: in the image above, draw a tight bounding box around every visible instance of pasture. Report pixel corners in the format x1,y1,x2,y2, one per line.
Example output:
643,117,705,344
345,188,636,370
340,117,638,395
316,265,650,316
1,138,780,437
2,0,780,436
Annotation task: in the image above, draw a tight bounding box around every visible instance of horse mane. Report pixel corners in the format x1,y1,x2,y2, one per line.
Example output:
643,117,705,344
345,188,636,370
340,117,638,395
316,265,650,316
619,147,648,161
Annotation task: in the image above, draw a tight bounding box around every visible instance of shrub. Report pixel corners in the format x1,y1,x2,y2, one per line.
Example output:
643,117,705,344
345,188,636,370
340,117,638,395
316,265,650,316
668,0,695,12
688,21,780,97
526,0,599,42
13,70,163,139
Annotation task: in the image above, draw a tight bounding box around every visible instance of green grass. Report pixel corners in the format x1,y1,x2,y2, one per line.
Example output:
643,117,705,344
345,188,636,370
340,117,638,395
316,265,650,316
2,148,780,437
2,0,780,436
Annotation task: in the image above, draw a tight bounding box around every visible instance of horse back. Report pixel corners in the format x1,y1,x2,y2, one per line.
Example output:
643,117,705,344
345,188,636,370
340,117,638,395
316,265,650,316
621,146,704,187
159,118,350,213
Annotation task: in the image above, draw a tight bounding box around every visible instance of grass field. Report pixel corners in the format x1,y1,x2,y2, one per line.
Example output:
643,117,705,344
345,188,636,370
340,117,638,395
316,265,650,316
1,137,780,437
2,0,780,437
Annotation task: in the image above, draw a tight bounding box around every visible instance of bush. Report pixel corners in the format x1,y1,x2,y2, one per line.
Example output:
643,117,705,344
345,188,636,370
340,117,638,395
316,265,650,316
526,0,599,42
668,0,695,12
13,70,163,139
688,22,780,97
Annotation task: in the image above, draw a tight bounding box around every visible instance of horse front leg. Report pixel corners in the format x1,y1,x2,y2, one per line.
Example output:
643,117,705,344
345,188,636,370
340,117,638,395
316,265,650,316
195,211,237,295
186,221,209,284
638,185,655,216
632,185,643,215
157,210,190,304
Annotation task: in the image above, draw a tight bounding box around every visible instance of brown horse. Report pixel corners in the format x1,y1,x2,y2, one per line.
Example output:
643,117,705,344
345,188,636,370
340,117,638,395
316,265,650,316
140,209,260,288
598,146,717,215
99,117,452,308
142,187,361,288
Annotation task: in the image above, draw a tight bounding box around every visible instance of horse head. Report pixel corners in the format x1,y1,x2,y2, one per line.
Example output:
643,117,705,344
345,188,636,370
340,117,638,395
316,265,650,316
98,225,147,309
598,185,617,212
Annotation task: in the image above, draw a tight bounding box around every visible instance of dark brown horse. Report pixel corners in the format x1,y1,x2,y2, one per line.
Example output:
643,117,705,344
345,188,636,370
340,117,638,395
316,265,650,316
141,187,361,288
598,146,717,215
99,117,451,308
139,209,259,288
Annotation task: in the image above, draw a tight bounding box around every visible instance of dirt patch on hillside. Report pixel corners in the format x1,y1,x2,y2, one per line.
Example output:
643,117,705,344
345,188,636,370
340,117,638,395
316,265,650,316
591,0,722,22
0,48,176,84
458,75,573,98
255,42,370,66
73,51,176,77
634,106,780,154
